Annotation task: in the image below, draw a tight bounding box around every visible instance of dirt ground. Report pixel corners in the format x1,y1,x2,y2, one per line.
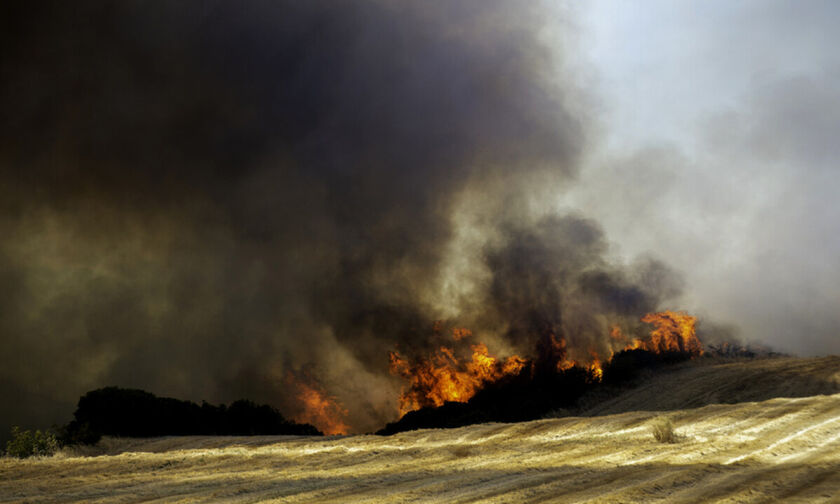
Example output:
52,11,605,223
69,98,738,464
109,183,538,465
3,357,840,503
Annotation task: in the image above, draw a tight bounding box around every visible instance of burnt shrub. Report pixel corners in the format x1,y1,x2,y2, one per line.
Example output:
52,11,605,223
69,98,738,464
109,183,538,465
378,401,478,435
225,400,307,435
71,388,201,438
379,349,701,435
601,349,692,385
58,420,101,446
602,349,659,385
377,364,597,435
61,387,321,444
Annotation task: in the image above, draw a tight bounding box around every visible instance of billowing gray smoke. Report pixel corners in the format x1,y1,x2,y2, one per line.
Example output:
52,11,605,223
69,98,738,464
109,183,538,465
0,1,683,435
480,216,683,358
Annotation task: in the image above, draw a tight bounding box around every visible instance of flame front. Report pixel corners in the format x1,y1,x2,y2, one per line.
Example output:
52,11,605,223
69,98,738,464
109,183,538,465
642,311,703,357
389,337,526,417
286,372,350,435
608,311,702,357
639,310,702,356
390,310,703,417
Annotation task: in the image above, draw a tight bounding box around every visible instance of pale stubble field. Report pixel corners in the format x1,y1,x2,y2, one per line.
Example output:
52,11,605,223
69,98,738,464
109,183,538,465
3,357,839,503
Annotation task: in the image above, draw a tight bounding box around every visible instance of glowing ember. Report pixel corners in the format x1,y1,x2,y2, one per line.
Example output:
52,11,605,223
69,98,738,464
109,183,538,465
286,372,350,435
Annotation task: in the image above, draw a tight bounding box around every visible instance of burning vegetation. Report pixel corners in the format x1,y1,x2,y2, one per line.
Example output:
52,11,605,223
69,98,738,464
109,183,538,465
385,311,702,424
389,329,527,416
608,311,703,357
285,372,350,436
55,310,716,442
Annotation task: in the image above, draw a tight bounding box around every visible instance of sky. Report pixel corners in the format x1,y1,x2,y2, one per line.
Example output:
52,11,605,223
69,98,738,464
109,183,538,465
564,0,840,357
1,1,838,438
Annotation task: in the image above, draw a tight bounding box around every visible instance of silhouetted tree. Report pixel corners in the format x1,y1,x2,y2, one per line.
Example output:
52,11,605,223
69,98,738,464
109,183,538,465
61,387,321,445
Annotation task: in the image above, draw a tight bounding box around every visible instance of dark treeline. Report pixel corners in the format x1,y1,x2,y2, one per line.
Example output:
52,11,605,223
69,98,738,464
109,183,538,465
61,387,321,445
377,349,694,435
58,350,738,444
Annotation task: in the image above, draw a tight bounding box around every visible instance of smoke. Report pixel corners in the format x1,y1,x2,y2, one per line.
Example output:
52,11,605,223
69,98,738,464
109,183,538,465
0,0,684,436
570,1,840,358
453,214,685,364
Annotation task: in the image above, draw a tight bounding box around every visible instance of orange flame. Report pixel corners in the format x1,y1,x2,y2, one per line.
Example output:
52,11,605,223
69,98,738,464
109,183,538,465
640,310,702,356
610,326,645,351
502,354,528,375
390,311,702,417
286,372,350,435
389,335,526,416
452,327,472,341
557,359,576,371
588,349,603,381
608,311,702,357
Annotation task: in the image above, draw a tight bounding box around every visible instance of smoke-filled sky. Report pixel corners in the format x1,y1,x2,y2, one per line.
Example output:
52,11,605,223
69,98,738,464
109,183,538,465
1,1,838,437
566,0,840,358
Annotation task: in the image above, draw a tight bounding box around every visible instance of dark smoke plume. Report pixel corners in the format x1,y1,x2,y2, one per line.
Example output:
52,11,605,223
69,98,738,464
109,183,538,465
0,0,682,436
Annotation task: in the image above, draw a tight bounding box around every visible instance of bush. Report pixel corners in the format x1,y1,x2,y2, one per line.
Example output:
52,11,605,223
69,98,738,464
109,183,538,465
377,364,596,435
5,426,59,458
61,387,322,444
59,420,101,446
651,418,677,443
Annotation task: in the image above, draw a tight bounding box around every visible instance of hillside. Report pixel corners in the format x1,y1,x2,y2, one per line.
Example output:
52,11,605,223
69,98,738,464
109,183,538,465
2,356,839,503
577,355,840,416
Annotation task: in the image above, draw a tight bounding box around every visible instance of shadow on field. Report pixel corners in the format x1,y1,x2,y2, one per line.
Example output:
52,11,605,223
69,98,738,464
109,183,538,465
4,460,837,502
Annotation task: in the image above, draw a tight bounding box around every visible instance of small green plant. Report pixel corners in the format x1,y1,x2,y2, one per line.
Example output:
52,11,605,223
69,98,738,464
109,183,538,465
651,418,677,443
5,426,59,458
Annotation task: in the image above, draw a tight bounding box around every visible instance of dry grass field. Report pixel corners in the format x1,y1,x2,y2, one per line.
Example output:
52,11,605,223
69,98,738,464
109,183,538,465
2,357,840,503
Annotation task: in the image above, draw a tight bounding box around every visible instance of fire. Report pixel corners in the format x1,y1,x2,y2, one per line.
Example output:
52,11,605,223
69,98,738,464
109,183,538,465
557,360,577,371
452,327,472,341
390,311,702,417
547,334,575,372
640,310,702,356
609,311,703,357
624,338,645,350
286,372,350,435
588,349,603,381
502,355,528,374
551,336,603,377
389,335,526,416
609,326,645,351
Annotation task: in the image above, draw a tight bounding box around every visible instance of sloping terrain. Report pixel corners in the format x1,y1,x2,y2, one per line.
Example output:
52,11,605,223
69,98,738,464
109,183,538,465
578,355,840,416
2,357,840,503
